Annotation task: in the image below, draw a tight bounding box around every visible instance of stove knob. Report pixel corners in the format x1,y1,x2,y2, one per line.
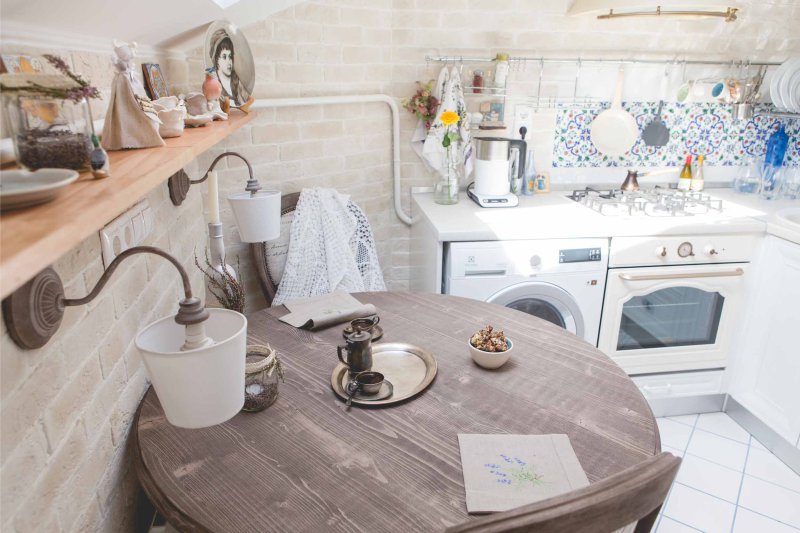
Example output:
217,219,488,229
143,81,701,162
655,246,668,258
704,244,719,256
530,255,542,268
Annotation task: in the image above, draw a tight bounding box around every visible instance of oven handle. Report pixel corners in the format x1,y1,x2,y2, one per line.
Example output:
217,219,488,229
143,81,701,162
619,268,744,281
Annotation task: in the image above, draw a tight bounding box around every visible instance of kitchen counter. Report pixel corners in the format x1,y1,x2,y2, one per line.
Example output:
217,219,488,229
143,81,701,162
411,188,797,242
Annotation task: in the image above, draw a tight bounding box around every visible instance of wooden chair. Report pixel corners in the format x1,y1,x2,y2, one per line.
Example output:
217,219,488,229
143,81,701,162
250,191,300,306
445,452,681,533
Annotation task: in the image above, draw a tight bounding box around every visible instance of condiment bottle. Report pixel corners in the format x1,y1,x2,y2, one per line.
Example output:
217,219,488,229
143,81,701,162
493,53,510,88
678,155,692,191
472,69,484,94
690,154,705,191
522,149,536,195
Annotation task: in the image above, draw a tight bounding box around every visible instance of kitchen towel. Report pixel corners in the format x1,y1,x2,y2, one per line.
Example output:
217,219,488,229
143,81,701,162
411,66,449,169
457,434,589,514
422,66,473,178
278,291,378,330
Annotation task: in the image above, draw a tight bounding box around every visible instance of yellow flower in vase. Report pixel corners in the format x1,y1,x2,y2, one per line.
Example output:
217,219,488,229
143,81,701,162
435,110,463,205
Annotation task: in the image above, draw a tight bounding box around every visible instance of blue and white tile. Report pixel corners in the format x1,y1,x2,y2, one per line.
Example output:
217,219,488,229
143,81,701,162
745,446,800,493
675,454,743,503
685,428,749,471
663,483,736,533
738,475,800,528
694,412,751,444
658,418,694,451
732,508,800,533
656,516,703,532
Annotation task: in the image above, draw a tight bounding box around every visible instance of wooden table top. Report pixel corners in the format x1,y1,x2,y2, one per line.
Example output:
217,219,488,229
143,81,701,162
133,292,659,533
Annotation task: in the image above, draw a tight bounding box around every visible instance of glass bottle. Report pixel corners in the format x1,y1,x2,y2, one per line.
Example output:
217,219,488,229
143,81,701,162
690,154,705,191
678,155,692,191
433,148,462,205
493,53,510,88
522,149,536,196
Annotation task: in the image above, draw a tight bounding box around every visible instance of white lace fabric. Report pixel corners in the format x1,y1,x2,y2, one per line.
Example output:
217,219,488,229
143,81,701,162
271,188,386,306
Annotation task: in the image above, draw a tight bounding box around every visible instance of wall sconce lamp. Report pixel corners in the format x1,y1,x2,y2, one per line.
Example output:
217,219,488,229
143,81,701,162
2,245,246,428
168,151,280,283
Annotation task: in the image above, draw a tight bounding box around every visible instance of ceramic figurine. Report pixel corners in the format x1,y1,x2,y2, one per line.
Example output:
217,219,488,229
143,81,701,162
183,92,214,128
90,134,110,178
101,40,164,150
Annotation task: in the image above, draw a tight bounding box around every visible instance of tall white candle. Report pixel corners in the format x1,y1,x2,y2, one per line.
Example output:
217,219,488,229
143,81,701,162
207,171,220,224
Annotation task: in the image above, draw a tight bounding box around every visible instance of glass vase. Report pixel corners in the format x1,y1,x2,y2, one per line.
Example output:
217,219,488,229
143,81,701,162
4,95,93,171
433,149,463,205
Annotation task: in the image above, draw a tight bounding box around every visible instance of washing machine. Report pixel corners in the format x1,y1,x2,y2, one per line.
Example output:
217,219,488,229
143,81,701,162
444,238,608,345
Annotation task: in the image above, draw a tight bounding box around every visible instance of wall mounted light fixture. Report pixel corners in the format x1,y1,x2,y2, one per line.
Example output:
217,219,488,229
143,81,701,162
168,151,281,283
2,245,247,428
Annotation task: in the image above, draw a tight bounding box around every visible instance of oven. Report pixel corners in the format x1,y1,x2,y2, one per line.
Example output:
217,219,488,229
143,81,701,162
599,235,758,375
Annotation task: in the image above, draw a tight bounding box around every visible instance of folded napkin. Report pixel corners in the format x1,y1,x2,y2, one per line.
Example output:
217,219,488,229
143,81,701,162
458,434,589,514
278,291,377,330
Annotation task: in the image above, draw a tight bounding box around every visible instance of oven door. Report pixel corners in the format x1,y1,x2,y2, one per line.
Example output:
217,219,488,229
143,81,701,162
599,263,747,374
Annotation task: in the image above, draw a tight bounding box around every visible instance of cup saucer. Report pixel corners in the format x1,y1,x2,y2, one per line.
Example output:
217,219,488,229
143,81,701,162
342,324,383,341
352,380,393,401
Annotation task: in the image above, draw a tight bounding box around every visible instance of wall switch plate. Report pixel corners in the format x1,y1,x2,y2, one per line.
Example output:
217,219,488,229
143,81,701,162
513,104,534,140
100,200,155,268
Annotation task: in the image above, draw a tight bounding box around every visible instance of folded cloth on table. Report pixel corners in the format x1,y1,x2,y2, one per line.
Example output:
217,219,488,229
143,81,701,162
457,433,589,514
278,291,377,330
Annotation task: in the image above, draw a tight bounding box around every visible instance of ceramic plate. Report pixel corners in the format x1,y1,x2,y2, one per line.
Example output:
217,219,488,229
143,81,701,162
778,58,800,113
770,59,793,111
786,62,800,113
0,168,79,210
204,20,255,107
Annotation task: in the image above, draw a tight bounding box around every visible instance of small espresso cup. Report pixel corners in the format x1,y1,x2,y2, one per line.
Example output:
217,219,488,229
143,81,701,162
350,315,380,333
353,371,384,396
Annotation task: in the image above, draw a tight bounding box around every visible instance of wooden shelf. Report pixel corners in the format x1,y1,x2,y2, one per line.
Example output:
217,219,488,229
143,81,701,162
0,112,254,299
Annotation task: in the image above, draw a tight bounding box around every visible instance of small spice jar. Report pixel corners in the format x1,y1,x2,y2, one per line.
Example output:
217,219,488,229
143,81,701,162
472,69,484,94
3,94,93,171
242,345,283,412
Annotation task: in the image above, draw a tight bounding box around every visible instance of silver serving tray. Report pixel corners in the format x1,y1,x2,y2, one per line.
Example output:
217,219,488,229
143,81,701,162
331,342,437,407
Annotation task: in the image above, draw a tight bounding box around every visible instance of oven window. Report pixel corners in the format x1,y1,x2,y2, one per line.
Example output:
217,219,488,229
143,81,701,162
616,287,724,350
507,298,566,329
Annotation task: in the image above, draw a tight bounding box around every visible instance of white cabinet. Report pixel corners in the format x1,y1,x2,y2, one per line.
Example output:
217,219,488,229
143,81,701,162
730,235,800,445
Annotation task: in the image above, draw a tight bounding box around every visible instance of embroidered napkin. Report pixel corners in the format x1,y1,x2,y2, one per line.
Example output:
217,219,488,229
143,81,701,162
278,291,377,330
457,434,590,514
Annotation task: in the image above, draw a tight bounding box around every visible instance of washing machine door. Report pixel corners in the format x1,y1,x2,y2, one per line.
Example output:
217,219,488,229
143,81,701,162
487,281,584,339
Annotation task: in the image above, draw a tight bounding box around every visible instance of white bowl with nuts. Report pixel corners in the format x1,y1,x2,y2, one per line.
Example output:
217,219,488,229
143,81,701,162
468,326,513,369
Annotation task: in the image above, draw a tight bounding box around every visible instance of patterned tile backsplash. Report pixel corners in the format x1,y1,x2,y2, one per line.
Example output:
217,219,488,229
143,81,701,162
553,103,799,168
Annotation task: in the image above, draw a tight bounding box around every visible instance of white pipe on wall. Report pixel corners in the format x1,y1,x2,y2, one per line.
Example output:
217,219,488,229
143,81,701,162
250,95,414,226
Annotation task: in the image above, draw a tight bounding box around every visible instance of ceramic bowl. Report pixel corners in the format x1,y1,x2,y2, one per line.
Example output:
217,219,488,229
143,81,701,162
152,95,181,111
468,338,513,369
156,107,186,138
185,92,209,116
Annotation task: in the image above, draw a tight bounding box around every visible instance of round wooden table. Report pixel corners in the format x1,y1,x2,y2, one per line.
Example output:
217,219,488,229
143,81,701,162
133,292,659,532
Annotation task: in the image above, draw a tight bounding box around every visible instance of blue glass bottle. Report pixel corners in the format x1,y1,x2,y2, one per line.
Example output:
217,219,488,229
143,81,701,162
761,125,789,200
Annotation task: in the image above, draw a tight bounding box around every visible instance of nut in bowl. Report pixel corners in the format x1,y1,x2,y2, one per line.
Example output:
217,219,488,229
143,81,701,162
469,325,513,369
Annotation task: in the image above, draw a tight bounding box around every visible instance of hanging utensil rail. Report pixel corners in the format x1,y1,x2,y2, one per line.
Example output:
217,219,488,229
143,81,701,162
425,55,783,68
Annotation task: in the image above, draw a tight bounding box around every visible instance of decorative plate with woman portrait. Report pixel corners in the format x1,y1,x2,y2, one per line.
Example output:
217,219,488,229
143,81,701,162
204,20,255,107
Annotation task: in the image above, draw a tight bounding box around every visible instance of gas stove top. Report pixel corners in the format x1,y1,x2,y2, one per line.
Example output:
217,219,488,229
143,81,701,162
567,187,724,217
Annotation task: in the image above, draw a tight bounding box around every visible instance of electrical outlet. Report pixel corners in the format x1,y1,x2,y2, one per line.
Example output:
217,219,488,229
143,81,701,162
100,200,155,267
513,104,534,140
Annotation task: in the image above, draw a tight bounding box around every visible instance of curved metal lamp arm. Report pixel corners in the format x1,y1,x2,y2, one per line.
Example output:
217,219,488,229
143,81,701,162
169,151,262,206
3,246,208,350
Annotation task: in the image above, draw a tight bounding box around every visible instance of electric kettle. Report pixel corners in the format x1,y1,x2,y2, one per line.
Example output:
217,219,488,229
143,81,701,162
473,137,527,196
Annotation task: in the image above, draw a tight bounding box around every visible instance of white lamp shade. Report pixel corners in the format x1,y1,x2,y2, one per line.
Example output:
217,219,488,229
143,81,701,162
135,308,247,428
228,190,281,243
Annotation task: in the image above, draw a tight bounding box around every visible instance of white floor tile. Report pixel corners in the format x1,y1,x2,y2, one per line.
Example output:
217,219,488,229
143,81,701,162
686,428,749,471
746,447,800,493
666,414,699,427
664,483,736,533
733,508,800,533
751,437,768,451
658,418,694,451
663,445,685,457
739,475,800,529
695,412,751,444
657,516,703,532
676,454,743,503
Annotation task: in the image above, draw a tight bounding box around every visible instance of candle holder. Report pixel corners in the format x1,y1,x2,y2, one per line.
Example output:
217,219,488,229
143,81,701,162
208,222,237,283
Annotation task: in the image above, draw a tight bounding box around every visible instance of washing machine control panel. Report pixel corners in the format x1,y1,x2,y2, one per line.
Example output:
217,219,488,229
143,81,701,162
559,248,602,263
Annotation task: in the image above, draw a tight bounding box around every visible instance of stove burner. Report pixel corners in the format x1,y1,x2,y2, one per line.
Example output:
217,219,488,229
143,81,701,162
567,187,724,217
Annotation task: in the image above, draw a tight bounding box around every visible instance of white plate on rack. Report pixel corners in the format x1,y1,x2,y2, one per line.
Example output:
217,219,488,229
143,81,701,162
0,168,79,210
770,59,794,111
778,58,800,113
